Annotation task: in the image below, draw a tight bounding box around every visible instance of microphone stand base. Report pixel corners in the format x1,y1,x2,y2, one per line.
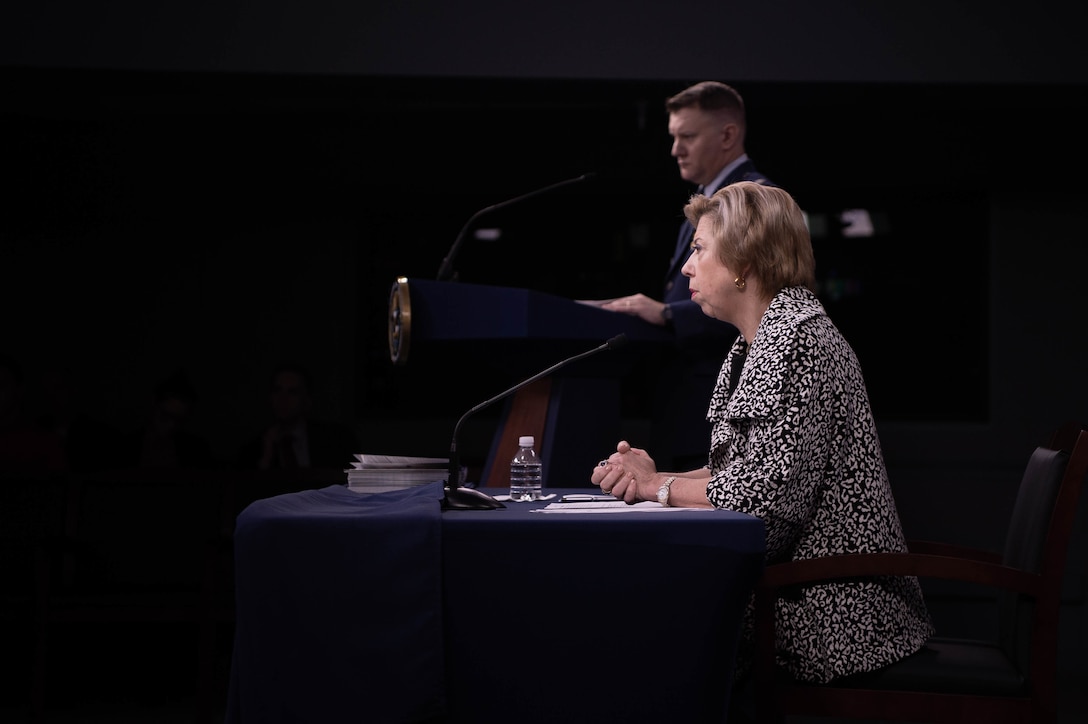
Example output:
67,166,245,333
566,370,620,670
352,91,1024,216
442,486,506,511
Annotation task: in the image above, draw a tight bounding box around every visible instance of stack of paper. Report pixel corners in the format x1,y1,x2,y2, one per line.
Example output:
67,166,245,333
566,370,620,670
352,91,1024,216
345,454,450,493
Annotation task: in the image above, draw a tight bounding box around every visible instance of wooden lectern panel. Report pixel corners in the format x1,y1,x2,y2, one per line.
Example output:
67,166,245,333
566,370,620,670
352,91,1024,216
482,378,551,488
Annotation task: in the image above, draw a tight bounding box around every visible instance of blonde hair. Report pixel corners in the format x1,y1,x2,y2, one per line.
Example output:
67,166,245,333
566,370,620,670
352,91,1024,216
683,181,815,294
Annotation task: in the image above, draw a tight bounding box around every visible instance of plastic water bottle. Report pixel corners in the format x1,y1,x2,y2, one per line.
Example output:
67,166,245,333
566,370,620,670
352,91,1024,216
509,435,543,501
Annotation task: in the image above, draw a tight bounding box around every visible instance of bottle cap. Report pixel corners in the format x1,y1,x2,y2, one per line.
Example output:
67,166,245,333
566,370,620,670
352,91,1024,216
518,436,535,447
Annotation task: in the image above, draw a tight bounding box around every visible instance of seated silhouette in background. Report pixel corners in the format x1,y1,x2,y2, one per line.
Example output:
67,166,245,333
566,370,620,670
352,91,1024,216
239,363,359,471
121,369,217,470
36,363,124,474
0,353,67,477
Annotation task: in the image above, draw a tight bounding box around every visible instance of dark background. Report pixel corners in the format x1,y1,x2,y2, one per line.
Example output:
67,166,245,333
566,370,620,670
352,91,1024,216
2,0,1088,714
5,74,1083,464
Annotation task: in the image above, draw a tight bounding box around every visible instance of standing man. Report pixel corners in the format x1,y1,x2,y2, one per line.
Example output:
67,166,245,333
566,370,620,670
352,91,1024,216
584,81,777,470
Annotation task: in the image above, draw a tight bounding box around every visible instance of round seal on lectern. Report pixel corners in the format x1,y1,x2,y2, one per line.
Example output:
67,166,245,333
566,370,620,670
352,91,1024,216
388,276,412,365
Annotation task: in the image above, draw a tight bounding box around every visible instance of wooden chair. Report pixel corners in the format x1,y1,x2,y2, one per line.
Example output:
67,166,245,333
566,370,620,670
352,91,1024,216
31,470,231,723
753,421,1088,724
0,474,70,707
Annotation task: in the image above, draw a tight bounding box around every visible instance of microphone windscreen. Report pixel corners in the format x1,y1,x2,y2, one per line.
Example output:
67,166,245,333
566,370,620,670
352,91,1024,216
605,334,629,351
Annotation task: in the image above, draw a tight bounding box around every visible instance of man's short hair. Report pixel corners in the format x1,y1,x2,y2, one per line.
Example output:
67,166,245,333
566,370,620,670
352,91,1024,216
665,80,745,117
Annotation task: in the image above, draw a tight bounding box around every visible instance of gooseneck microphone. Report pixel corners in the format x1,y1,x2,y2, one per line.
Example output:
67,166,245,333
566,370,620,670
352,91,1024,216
435,172,596,283
443,333,629,511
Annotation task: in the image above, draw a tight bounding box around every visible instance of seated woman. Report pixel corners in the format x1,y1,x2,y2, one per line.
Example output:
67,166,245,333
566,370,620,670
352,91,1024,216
591,182,932,687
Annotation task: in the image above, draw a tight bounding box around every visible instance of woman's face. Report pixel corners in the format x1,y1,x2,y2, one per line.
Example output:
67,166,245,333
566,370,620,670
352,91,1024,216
681,215,742,323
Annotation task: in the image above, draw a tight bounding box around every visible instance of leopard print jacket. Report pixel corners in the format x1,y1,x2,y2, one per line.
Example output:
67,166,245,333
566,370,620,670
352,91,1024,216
706,285,933,684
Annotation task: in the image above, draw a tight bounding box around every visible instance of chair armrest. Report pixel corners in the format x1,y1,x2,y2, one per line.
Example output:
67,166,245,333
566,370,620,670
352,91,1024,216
907,539,1002,563
757,551,1040,598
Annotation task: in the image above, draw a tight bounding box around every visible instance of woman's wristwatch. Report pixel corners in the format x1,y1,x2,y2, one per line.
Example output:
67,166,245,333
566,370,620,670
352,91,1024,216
657,476,677,506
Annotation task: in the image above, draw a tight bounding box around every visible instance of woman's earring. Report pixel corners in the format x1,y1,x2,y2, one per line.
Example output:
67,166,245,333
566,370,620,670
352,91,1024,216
734,276,746,290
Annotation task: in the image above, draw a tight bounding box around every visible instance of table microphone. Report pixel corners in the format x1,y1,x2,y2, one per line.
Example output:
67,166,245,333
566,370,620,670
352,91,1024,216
435,172,596,283
443,333,629,510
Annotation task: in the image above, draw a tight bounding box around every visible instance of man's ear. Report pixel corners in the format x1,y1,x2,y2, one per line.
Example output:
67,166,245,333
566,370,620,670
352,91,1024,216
721,122,740,149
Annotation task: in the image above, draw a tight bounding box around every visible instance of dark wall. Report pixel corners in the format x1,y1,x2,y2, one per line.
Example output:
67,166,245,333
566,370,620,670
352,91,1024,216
5,70,1086,463
3,1,1087,85
4,3,1087,461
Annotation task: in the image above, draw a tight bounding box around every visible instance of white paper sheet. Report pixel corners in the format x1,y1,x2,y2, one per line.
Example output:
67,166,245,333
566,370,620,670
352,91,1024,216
530,501,717,514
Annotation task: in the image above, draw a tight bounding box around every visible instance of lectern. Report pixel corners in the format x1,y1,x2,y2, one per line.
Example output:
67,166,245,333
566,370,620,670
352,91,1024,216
388,277,671,488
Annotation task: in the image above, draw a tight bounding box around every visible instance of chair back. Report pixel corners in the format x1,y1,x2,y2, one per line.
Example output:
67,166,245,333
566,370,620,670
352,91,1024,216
998,424,1088,675
63,473,224,590
0,475,69,597
998,446,1067,670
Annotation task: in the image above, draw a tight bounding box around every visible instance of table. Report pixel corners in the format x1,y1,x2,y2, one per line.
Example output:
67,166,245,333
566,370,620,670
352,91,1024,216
226,483,765,723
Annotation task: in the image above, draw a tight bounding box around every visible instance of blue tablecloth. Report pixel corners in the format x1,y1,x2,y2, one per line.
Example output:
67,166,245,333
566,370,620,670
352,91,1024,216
227,483,765,723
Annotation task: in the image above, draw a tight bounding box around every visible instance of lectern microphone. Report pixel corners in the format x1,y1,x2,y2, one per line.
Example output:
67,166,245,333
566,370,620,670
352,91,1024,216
435,172,596,283
443,333,629,511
